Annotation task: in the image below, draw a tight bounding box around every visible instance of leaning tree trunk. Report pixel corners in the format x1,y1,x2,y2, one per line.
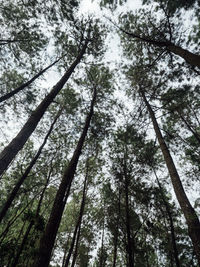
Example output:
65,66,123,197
0,41,88,177
33,86,96,267
0,108,62,223
140,89,200,265
64,163,88,267
0,54,66,104
122,29,200,69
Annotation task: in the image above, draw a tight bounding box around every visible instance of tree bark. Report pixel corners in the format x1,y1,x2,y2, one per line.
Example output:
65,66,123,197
70,223,81,267
64,164,88,267
0,41,88,177
177,110,200,145
122,29,200,69
33,86,96,267
112,186,121,267
0,108,62,223
154,170,180,267
99,217,105,267
140,89,200,265
0,55,66,104
123,157,134,267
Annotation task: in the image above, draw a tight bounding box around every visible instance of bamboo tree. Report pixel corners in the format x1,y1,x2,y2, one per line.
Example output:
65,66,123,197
0,40,88,177
33,85,97,267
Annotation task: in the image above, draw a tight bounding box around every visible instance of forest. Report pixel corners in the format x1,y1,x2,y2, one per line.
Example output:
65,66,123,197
0,0,200,266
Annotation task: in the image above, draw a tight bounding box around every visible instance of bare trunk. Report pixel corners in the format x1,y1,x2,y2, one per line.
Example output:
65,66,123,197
0,109,62,222
141,90,200,265
64,165,88,267
33,86,96,267
0,42,88,177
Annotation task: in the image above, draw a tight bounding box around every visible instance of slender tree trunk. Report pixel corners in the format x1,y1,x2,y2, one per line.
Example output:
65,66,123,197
0,41,88,177
112,187,121,267
70,223,81,267
11,220,34,267
0,109,62,223
10,164,53,267
64,165,88,267
0,55,66,104
140,89,200,265
0,191,40,245
123,156,134,267
7,219,28,266
154,170,180,267
124,177,134,267
33,86,96,267
62,230,73,267
177,111,200,145
99,218,105,267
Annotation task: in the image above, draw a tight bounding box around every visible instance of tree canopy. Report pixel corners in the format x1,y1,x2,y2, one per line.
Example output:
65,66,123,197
0,0,200,266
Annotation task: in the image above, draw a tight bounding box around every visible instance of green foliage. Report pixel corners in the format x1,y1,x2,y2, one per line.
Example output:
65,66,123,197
0,0,200,266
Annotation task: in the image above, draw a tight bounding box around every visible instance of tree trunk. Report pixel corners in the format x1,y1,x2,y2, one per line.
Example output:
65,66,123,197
0,41,88,177
0,55,66,104
64,164,88,267
70,223,81,267
167,45,200,69
11,220,34,267
62,230,73,267
154,170,180,267
10,164,53,267
0,109,62,223
33,86,96,267
122,29,200,69
177,110,200,145
123,158,134,267
0,191,40,246
99,218,105,267
140,89,200,265
112,186,121,267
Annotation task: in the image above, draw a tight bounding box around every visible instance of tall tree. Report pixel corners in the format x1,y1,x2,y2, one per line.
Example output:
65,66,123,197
139,87,200,264
0,36,88,177
33,83,97,267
